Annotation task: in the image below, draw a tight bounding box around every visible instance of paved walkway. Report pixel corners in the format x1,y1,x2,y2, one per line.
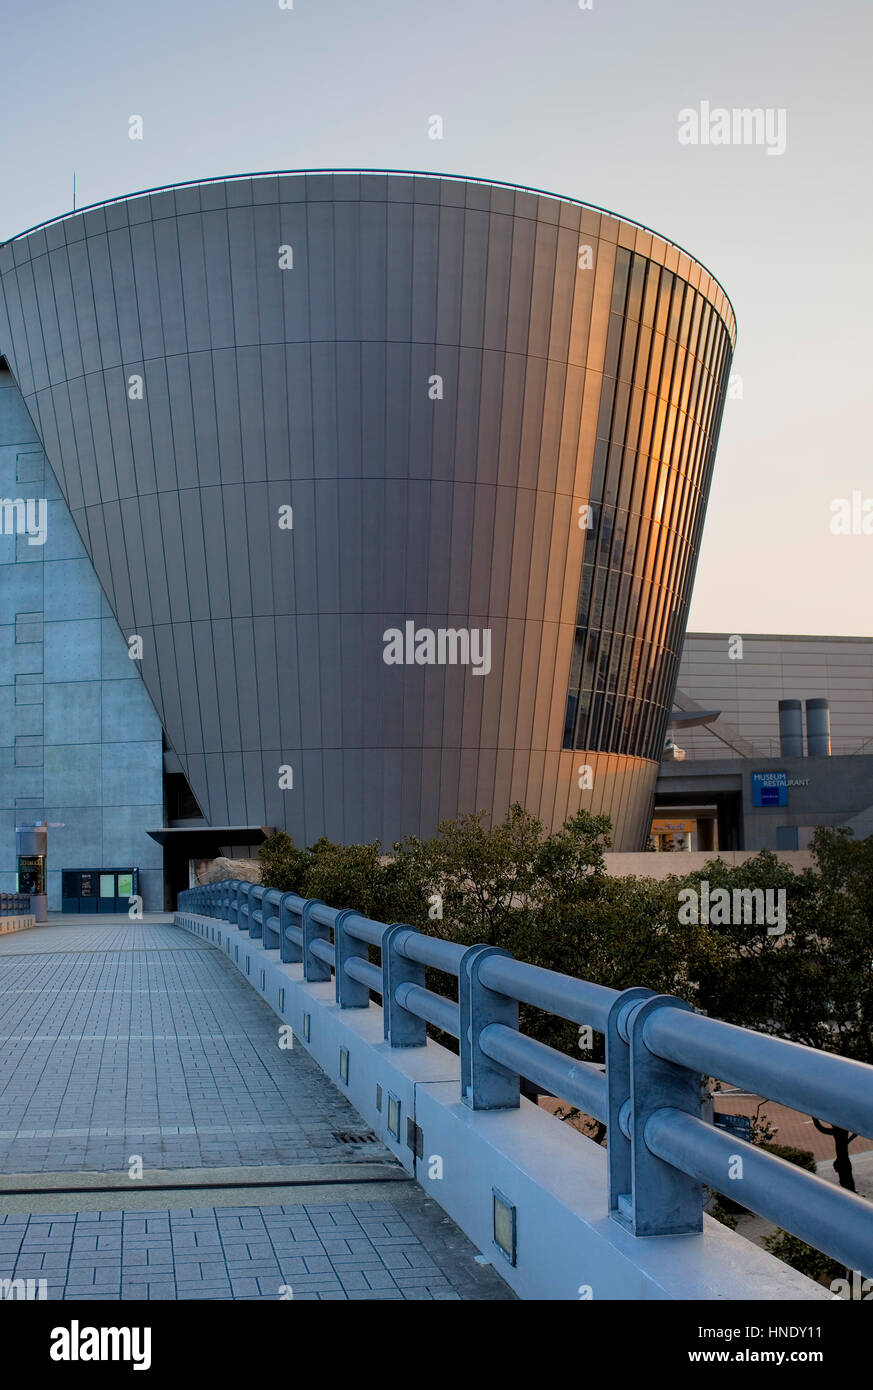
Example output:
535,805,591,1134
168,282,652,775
0,919,512,1301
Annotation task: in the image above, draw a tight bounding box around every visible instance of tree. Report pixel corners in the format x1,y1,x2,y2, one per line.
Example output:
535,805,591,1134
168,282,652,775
767,827,873,1191
257,831,306,893
673,831,873,1192
395,804,546,947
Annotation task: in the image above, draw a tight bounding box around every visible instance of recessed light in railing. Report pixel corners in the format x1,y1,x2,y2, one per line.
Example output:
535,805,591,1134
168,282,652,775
387,1094,401,1141
339,1047,349,1084
492,1189,517,1266
259,968,265,990
302,1013,311,1042
278,988,285,1012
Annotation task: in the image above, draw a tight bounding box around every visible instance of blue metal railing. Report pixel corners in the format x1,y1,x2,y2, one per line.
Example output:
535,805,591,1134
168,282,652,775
0,893,31,916
178,879,873,1277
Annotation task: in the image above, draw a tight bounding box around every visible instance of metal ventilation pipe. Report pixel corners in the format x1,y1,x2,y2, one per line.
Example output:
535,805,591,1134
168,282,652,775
778,699,803,757
806,698,832,757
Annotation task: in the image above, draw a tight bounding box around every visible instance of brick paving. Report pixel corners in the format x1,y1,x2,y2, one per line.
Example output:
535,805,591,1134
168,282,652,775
712,1092,873,1160
0,921,513,1301
0,1199,509,1301
0,921,388,1173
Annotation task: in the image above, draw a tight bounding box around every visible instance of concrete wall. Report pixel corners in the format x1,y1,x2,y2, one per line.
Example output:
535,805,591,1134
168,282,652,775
657,752,873,852
605,849,814,878
0,364,165,909
0,914,35,934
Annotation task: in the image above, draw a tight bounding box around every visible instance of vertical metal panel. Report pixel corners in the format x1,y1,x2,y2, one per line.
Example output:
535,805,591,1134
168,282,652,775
0,174,733,850
237,345,267,482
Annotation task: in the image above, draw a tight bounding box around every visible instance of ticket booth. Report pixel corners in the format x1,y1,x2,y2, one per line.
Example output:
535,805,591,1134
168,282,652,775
61,869,139,914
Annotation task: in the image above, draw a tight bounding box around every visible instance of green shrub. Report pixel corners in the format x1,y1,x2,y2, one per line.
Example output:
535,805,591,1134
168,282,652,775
257,831,306,894
759,1142,817,1173
708,1199,738,1230
762,1230,845,1287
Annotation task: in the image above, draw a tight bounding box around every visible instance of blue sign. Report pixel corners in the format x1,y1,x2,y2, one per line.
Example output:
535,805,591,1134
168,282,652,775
752,771,788,807
714,1112,752,1142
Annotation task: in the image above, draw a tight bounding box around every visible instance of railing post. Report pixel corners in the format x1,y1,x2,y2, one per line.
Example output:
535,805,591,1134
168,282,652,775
249,884,264,939
279,893,303,963
334,909,370,1008
622,994,704,1236
382,925,426,1046
301,899,331,983
238,882,251,935
460,945,519,1111
262,890,279,949
227,882,240,926
606,987,655,1227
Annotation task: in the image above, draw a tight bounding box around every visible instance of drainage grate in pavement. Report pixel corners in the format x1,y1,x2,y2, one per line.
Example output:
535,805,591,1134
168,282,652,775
332,1132,380,1145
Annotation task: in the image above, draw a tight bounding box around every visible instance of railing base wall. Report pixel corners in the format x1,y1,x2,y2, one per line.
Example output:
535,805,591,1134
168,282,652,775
174,911,828,1302
0,915,36,935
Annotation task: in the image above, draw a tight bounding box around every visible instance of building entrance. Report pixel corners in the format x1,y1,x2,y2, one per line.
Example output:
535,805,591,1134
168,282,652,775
61,869,140,914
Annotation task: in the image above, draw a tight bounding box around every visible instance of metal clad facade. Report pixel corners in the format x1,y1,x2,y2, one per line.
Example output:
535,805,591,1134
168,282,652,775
0,174,735,849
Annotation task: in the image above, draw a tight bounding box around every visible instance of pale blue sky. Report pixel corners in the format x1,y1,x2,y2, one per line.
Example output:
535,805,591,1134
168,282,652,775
1,0,870,635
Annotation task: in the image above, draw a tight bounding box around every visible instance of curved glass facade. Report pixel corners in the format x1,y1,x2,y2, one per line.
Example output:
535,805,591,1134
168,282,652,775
564,246,733,762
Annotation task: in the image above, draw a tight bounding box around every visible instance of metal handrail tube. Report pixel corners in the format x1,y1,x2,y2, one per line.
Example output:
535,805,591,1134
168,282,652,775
479,1024,608,1122
343,913,387,947
477,955,619,1033
310,902,340,929
345,958,383,995
644,1007,873,1140
645,1108,873,1277
285,925,303,948
309,938,336,968
398,932,466,975
394,982,460,1037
